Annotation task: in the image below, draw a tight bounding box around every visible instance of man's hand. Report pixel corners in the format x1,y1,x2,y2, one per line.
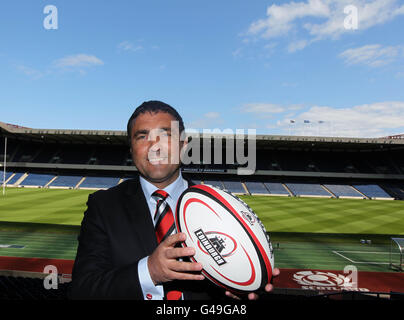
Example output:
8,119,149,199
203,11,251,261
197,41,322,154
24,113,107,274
225,268,281,300
148,232,205,285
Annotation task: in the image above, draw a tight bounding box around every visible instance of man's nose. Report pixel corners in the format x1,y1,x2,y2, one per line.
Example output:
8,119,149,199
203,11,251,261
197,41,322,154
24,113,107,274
148,136,161,152
149,142,160,152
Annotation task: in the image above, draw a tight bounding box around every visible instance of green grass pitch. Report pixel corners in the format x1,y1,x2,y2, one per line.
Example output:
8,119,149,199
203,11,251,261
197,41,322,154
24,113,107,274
0,187,403,272
2,188,403,234
0,187,93,227
238,195,404,235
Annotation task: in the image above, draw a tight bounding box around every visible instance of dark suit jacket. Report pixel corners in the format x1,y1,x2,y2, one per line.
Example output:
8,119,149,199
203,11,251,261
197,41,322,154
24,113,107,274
68,174,223,300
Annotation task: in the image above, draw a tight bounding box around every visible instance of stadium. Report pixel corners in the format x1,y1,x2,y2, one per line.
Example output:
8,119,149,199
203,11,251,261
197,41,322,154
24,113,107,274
1,120,403,300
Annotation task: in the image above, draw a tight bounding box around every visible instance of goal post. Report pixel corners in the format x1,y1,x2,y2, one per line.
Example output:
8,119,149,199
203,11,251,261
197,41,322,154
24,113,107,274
390,238,404,271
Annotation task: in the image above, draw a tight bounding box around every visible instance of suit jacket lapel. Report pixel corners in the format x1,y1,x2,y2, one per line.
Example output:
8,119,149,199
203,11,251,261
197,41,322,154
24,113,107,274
123,176,158,256
122,173,194,258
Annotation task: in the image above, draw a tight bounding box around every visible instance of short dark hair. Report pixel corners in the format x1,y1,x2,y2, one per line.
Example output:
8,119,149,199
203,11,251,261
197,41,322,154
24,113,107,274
127,100,185,144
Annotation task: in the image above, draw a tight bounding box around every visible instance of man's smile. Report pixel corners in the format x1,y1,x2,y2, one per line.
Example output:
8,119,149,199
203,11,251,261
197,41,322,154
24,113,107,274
148,156,169,165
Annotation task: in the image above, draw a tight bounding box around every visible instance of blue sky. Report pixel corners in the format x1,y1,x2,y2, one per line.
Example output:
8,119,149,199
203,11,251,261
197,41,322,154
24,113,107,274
1,0,404,137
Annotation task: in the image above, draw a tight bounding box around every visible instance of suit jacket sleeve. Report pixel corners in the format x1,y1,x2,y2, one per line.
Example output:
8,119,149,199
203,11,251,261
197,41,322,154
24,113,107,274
68,193,144,300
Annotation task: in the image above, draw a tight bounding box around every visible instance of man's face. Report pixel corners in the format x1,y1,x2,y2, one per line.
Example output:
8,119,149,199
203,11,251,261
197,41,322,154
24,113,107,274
130,111,184,188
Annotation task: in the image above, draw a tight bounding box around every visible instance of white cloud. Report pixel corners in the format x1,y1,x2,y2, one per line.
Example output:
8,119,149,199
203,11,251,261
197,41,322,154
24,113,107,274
246,0,404,51
339,44,402,67
288,39,309,53
16,54,104,78
53,54,104,68
117,41,143,52
204,112,221,119
15,65,44,79
247,0,329,39
280,101,404,137
241,103,286,114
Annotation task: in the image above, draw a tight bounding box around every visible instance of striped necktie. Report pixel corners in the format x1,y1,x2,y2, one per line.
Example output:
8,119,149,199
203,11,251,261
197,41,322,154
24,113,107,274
152,189,182,300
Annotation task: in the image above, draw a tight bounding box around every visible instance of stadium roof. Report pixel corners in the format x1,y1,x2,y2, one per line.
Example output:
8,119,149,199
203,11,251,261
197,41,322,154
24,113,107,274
1,121,404,151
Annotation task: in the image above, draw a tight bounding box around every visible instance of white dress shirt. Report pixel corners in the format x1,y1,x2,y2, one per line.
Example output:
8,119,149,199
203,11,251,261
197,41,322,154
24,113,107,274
137,172,188,300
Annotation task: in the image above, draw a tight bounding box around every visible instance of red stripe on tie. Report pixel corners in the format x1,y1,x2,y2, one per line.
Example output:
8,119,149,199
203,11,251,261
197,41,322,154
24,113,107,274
152,189,182,300
155,211,174,243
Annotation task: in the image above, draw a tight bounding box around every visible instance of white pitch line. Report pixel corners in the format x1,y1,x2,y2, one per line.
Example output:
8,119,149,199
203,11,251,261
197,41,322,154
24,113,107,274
332,250,356,263
336,251,391,255
332,251,391,265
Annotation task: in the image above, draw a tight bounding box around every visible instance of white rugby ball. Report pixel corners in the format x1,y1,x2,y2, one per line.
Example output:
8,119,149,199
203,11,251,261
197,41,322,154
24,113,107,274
175,184,274,293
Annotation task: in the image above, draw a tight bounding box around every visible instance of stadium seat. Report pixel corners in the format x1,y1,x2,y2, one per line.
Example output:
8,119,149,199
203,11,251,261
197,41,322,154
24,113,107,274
323,184,364,198
78,176,120,189
203,180,224,189
222,180,246,194
244,181,270,195
353,184,393,199
285,183,332,197
263,182,290,195
49,175,83,188
19,173,55,187
5,172,24,185
380,183,404,200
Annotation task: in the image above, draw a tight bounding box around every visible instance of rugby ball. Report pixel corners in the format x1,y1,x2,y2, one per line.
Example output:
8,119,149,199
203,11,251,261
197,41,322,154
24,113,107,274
175,184,274,293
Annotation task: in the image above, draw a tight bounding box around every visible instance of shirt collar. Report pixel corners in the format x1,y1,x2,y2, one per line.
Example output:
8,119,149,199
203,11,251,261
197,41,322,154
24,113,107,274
139,171,186,202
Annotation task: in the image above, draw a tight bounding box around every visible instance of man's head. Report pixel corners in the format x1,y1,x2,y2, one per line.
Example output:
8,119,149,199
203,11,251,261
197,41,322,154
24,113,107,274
127,101,186,188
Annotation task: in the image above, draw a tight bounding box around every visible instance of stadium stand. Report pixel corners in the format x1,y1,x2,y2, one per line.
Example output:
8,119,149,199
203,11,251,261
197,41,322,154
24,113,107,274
244,181,269,195
381,183,404,200
92,146,128,166
5,172,24,185
57,145,95,164
1,121,404,301
285,182,332,197
203,180,224,189
222,180,246,194
323,184,364,198
2,171,13,184
19,173,55,187
263,182,290,196
78,176,121,189
353,184,394,199
48,175,83,188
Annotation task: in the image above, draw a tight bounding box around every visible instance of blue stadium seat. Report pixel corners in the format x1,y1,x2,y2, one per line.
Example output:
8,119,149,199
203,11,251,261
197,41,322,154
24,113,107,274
244,182,269,195
285,183,332,197
49,175,83,188
323,184,363,198
203,180,224,189
2,171,13,183
222,181,246,194
79,176,120,189
353,184,393,199
5,172,24,185
264,182,290,195
380,183,404,200
20,173,55,187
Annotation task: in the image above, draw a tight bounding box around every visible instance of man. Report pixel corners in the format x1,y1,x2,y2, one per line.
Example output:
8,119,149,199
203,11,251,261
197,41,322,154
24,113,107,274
69,100,278,300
